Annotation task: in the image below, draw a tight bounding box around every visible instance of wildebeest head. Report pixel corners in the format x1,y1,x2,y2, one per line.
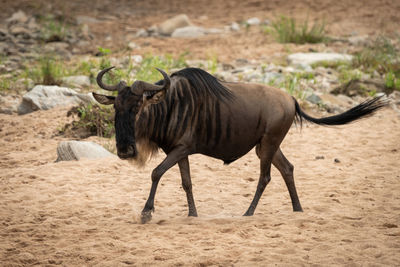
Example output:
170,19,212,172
92,67,170,159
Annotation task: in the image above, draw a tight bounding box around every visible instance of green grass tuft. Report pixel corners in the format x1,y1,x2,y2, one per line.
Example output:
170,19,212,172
271,16,327,44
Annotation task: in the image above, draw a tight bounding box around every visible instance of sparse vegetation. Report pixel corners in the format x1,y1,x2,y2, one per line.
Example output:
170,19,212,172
353,36,400,90
311,36,400,90
39,15,69,42
62,103,115,138
270,16,327,44
134,53,188,82
21,55,65,86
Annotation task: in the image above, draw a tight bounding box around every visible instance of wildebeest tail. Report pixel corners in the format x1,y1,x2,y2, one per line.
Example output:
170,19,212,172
293,95,388,127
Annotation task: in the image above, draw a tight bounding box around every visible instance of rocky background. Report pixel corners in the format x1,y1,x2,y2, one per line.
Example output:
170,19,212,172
1,0,400,266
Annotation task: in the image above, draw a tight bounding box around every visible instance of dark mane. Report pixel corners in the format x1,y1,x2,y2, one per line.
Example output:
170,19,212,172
171,67,234,101
138,68,234,151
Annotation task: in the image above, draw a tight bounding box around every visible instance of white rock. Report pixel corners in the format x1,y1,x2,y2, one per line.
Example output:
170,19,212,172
203,28,224,34
288,53,353,67
76,15,100,24
135,29,149,37
62,75,91,87
131,55,143,64
247,17,261,25
56,141,115,162
231,22,240,31
7,10,28,24
18,85,94,115
128,41,139,49
171,26,205,38
158,14,192,36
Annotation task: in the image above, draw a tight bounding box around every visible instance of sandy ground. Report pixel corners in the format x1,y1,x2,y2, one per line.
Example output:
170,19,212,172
2,0,400,266
1,105,399,266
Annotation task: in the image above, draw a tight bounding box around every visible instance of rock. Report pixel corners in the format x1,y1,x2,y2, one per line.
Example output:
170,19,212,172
320,94,355,108
27,17,39,31
18,85,94,115
0,28,8,41
262,19,271,26
135,28,149,37
247,17,261,25
203,28,224,34
306,93,322,104
158,14,192,36
261,72,284,84
128,41,139,49
331,78,390,97
131,55,143,64
44,42,71,58
348,35,370,46
231,22,240,31
62,75,91,87
6,10,28,24
76,15,101,24
288,53,353,67
171,26,205,38
9,25,31,38
0,95,21,114
56,141,115,162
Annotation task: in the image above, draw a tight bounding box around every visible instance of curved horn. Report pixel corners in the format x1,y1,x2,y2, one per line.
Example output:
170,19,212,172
96,66,126,91
131,68,170,95
155,68,170,91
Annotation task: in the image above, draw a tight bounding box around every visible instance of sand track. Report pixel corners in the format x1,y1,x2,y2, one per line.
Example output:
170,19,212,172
1,106,399,266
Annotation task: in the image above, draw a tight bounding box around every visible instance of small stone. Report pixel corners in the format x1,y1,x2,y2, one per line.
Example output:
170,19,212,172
230,22,240,31
7,10,28,24
262,19,271,26
247,17,261,25
76,15,100,24
135,29,149,37
171,26,205,38
9,26,31,38
315,156,325,160
334,158,341,163
158,14,192,36
288,53,353,67
306,94,322,104
128,41,139,49
131,55,143,64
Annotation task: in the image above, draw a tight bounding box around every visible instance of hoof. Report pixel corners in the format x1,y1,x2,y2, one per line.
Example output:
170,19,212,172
141,210,153,224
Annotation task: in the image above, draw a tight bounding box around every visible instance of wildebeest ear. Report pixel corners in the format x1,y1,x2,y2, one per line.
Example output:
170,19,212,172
143,90,166,105
92,92,115,105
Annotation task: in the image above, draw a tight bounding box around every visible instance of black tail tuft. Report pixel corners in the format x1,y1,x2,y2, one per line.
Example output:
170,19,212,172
293,95,389,127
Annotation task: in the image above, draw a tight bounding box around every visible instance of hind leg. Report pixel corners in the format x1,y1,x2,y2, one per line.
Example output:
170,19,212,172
272,148,303,212
244,135,280,216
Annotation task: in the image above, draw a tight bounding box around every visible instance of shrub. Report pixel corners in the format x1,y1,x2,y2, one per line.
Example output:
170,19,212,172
62,103,115,138
352,36,400,83
271,16,327,44
39,15,69,42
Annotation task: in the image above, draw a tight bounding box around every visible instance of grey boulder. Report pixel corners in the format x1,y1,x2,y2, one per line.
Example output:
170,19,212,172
18,85,94,115
56,141,115,162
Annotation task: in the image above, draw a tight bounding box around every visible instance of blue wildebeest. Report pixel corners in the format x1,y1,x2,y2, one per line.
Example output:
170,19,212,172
93,67,387,223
